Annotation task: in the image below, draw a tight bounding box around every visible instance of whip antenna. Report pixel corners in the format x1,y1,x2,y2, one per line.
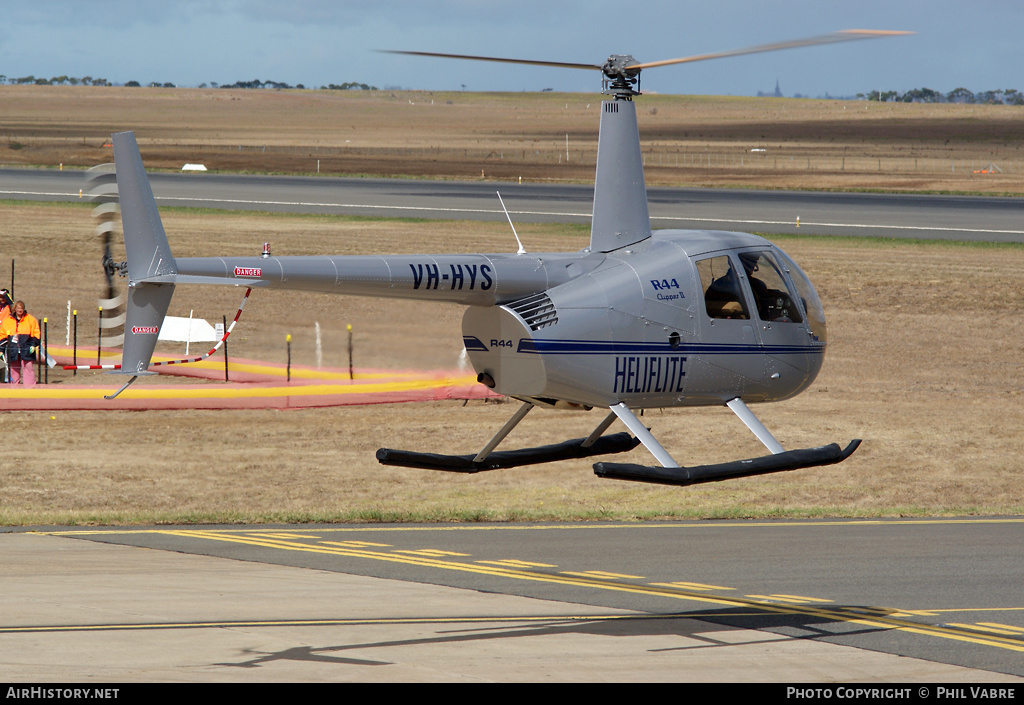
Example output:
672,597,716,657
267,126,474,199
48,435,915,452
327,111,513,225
497,191,526,254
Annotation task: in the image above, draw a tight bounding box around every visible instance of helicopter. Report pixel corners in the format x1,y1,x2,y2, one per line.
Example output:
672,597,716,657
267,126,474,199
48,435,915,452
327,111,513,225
84,30,910,486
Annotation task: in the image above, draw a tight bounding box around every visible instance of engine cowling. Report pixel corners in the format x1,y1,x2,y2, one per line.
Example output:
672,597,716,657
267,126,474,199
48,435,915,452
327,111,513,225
462,304,548,399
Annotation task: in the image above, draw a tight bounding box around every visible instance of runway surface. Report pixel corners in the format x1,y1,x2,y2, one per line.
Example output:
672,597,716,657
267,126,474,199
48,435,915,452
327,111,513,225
5,518,1022,682
4,167,1024,242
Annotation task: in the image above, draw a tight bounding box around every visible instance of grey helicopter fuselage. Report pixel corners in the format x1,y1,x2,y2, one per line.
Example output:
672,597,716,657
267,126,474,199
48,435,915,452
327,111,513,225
173,226,826,411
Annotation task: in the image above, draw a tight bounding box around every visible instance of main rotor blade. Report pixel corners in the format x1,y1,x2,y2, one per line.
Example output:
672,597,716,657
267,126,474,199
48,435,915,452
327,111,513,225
382,50,601,71
631,29,913,70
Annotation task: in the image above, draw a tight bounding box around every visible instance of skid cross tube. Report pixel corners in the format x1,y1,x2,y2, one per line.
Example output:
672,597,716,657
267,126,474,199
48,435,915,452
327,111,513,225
609,402,679,468
582,410,618,448
474,401,534,463
727,397,785,454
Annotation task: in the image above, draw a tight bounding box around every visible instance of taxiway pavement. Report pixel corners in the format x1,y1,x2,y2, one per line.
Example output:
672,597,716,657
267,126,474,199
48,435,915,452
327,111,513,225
4,520,1022,682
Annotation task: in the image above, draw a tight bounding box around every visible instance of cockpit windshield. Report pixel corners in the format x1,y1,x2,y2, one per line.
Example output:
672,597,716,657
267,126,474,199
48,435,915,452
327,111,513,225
772,248,828,344
738,251,803,324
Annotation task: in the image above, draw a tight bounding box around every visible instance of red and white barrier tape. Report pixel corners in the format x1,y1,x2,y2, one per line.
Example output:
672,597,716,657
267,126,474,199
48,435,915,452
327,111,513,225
63,288,252,371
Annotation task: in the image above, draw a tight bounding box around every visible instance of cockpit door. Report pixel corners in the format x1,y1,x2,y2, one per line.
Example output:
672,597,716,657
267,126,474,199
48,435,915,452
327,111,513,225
737,249,818,382
690,253,759,400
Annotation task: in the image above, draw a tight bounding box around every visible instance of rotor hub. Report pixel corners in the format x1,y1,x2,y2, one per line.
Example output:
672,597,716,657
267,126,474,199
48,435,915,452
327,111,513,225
601,54,641,99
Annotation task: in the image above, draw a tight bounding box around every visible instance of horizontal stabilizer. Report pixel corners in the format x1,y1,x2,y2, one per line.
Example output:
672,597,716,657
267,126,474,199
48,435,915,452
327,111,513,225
594,440,861,486
139,274,266,287
377,432,641,472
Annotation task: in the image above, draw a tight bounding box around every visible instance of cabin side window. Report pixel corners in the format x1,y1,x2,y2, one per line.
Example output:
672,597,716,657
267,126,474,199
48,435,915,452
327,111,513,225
696,255,750,320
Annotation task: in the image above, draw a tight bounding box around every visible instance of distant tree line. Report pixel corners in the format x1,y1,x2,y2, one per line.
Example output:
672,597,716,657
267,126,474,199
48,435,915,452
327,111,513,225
218,78,304,90
323,82,376,91
218,79,377,90
0,75,377,91
861,87,1024,105
1,75,111,86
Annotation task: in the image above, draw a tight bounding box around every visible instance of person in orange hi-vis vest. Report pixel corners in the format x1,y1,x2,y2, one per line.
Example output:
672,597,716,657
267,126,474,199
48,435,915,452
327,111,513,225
0,301,41,386
0,289,11,323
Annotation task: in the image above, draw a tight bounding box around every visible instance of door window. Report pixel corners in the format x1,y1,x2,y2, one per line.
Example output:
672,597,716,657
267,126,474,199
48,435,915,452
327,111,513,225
696,255,750,320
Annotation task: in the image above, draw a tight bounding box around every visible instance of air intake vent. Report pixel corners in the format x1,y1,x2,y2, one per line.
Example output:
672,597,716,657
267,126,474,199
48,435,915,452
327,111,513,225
604,103,619,113
509,293,558,331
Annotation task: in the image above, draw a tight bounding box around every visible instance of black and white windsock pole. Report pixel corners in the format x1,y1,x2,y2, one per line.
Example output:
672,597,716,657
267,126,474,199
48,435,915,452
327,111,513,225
84,164,126,361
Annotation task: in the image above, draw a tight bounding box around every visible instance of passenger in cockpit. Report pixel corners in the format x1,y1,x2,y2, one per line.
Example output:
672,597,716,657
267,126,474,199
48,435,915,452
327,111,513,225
703,258,749,319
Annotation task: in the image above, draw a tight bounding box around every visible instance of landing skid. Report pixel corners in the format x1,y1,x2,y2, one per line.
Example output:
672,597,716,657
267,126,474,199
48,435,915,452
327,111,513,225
376,398,860,483
595,398,860,486
377,433,640,472
594,440,861,486
376,403,640,472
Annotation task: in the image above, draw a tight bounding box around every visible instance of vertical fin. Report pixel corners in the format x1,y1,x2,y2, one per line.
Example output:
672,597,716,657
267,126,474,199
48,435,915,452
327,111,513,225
589,100,652,253
112,132,177,280
118,282,175,375
110,131,177,376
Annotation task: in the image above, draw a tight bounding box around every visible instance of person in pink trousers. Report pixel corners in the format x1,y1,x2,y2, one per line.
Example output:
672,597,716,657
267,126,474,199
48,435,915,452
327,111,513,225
1,301,41,387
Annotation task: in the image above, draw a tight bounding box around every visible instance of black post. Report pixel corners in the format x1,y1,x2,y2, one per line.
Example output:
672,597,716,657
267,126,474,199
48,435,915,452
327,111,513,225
43,318,48,384
223,315,229,382
286,334,292,382
347,323,354,380
96,306,103,366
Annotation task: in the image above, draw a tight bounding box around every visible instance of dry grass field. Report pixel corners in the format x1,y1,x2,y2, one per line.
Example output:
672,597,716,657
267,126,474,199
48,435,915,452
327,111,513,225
0,202,1021,525
1,85,1022,524
3,85,1024,193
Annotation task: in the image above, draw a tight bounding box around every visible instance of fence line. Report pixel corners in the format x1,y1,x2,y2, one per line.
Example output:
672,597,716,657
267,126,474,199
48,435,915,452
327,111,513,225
204,144,1024,174
18,137,1021,175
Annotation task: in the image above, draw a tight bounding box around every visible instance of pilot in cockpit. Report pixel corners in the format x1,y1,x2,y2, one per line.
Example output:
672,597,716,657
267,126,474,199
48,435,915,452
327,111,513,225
740,253,768,300
739,252,801,323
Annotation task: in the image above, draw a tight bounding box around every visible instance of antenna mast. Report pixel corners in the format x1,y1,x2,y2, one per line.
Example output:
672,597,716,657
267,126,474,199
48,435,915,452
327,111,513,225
496,191,526,254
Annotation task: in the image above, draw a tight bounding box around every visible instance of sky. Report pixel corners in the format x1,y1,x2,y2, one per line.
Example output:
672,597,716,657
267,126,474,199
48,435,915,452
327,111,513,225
1,0,1021,97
